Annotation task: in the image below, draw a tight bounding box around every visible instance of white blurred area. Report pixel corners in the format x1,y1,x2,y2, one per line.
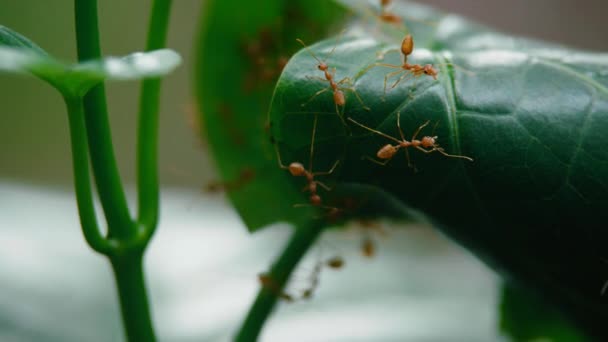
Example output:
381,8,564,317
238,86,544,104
0,182,502,341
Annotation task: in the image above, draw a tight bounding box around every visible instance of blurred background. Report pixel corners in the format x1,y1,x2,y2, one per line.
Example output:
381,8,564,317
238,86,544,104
0,0,606,341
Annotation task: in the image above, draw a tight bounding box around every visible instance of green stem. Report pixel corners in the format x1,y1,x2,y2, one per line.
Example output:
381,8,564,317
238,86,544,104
111,251,157,342
235,221,325,342
74,0,133,238
137,0,173,233
64,96,113,254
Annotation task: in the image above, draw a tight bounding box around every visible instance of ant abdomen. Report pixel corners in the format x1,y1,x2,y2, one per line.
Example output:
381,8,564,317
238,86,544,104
377,144,397,159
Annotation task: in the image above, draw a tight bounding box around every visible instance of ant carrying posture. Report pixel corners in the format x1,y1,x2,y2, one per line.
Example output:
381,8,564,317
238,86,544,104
348,111,473,169
363,34,439,97
297,36,369,124
276,114,339,207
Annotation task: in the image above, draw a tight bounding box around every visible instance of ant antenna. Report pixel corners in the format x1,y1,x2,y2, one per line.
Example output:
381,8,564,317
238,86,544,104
296,30,346,66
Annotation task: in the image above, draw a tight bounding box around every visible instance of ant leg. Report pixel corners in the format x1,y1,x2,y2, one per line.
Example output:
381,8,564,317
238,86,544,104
390,71,415,89
313,160,340,176
404,147,416,170
411,120,431,140
395,111,406,142
364,155,391,166
414,146,473,161
357,61,401,78
274,145,290,169
302,87,330,107
334,103,346,125
306,75,328,82
315,181,331,191
338,77,371,112
435,147,474,161
384,70,404,98
348,117,403,144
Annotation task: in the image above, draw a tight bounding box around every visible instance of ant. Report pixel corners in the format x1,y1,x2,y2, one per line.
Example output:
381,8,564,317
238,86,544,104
378,0,402,25
348,111,473,169
362,34,439,97
276,114,339,207
296,35,369,124
300,255,345,300
258,273,295,303
259,255,344,302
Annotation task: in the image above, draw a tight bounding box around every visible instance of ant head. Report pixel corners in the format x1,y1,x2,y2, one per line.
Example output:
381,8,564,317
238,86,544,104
310,194,322,206
377,144,398,159
401,34,414,57
288,162,306,176
421,136,436,148
317,62,328,71
423,65,438,79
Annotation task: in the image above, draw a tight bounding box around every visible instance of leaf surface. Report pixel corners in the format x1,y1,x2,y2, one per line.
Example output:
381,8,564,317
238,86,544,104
269,0,608,337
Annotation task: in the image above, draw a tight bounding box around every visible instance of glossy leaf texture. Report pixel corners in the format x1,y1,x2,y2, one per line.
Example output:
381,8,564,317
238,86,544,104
269,0,608,338
195,0,348,231
0,25,181,98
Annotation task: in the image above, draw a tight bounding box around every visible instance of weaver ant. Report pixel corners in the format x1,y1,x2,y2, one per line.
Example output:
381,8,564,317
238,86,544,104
378,0,402,25
258,273,295,303
362,34,440,98
296,36,369,124
276,114,339,207
348,111,473,169
300,255,345,300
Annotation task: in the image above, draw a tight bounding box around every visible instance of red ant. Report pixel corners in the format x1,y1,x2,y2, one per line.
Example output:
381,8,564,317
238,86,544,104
362,34,439,98
378,0,402,25
300,255,345,300
259,255,344,302
276,114,339,207
348,111,473,169
258,273,295,303
296,36,369,124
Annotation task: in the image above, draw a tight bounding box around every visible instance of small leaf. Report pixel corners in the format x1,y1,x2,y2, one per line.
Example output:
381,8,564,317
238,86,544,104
0,25,181,97
0,25,48,55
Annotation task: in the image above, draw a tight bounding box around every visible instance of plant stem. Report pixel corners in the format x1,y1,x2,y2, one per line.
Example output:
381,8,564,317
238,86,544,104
137,0,173,234
64,96,113,254
74,0,133,238
110,251,157,342
235,221,325,342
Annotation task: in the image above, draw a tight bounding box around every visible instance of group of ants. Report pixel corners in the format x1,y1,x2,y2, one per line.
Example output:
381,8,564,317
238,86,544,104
259,0,474,303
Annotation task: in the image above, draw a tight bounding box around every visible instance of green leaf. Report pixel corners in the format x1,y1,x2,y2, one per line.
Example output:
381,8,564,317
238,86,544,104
500,283,588,342
0,25,48,55
1,25,181,97
269,0,608,338
195,0,349,231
